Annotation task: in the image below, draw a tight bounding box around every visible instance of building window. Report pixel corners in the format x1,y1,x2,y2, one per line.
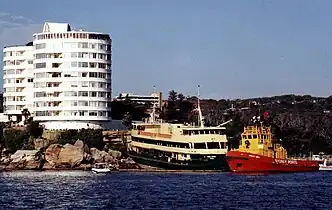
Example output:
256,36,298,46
78,62,88,68
35,92,46,97
71,52,78,58
98,63,106,69
90,53,97,59
35,43,46,49
81,81,88,87
90,92,97,97
78,91,88,97
28,78,33,83
71,62,78,68
88,62,96,68
28,60,33,64
89,111,98,116
89,101,97,106
78,101,88,106
78,42,88,48
35,63,46,69
64,91,78,97
99,44,106,50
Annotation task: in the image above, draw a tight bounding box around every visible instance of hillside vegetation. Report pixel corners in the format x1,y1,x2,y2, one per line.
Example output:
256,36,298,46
159,91,332,156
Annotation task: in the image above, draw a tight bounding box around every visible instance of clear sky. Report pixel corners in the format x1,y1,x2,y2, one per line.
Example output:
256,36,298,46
0,0,331,99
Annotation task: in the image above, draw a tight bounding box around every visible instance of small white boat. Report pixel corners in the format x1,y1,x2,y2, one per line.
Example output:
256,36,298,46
319,159,332,171
91,163,112,174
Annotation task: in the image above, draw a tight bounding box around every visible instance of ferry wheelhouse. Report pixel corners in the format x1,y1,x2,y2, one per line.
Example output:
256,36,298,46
127,86,231,170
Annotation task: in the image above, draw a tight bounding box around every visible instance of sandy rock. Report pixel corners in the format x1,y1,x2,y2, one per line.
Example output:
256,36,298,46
42,162,55,170
45,144,62,166
90,148,114,163
0,157,12,165
10,150,39,163
74,140,90,155
7,150,40,170
84,153,92,162
108,149,122,159
90,148,104,163
57,144,84,168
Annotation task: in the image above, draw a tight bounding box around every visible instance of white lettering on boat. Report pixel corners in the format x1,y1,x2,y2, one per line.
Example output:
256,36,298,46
275,159,298,164
248,154,260,159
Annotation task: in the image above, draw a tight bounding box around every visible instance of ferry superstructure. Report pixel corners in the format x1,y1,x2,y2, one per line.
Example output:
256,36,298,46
127,86,231,170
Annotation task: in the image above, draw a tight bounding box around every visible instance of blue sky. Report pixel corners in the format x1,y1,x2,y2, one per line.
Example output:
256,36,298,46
0,0,332,99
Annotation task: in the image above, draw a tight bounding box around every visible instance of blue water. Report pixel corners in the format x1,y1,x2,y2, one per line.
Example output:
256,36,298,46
0,171,331,210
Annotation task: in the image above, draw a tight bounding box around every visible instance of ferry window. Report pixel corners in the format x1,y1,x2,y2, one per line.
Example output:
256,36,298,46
242,135,246,139
194,131,199,135
194,143,206,149
213,129,225,135
253,135,257,139
200,130,204,135
220,142,226,149
183,130,189,135
207,142,220,149
248,135,252,139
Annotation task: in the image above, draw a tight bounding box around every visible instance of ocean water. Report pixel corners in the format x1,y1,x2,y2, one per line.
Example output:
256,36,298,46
0,171,331,210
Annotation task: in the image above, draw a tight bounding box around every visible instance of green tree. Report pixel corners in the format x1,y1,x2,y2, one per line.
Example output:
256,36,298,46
122,112,133,129
27,121,44,139
3,128,30,153
58,130,78,145
77,129,104,150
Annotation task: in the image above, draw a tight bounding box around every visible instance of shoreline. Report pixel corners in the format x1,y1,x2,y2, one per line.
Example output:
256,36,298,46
0,167,227,173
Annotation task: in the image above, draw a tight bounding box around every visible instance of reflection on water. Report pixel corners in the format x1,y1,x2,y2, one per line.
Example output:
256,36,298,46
0,171,331,209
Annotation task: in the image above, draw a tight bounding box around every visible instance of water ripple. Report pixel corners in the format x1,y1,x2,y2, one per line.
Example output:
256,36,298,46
0,171,331,209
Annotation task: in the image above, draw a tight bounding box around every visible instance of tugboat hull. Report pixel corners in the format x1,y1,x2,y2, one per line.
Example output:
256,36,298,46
128,152,229,171
226,150,319,173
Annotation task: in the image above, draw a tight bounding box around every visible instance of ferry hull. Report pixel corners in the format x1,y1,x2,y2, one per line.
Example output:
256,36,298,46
226,150,319,173
128,152,229,171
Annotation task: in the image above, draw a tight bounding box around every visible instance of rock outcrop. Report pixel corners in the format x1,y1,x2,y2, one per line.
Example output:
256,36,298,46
45,144,62,167
57,143,84,168
90,148,112,163
108,149,122,159
0,139,140,171
6,150,40,170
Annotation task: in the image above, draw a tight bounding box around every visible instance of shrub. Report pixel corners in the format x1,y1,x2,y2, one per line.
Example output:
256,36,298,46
3,128,30,153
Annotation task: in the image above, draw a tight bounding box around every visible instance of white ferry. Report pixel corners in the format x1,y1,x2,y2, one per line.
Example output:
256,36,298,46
126,86,231,170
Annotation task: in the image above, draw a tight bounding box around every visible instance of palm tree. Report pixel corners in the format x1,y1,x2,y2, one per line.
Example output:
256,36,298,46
21,108,31,125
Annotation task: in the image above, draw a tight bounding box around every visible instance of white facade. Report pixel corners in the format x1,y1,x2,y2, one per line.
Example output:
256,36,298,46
3,44,34,117
2,22,112,130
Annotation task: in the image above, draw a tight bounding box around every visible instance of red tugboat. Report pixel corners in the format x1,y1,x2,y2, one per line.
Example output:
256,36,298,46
226,114,319,173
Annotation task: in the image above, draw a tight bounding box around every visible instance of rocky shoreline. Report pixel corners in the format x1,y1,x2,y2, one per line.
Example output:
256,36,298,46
0,139,141,172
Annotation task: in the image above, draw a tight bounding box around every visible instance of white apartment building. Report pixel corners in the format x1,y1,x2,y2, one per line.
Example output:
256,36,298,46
116,92,163,108
2,22,112,130
3,43,34,121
